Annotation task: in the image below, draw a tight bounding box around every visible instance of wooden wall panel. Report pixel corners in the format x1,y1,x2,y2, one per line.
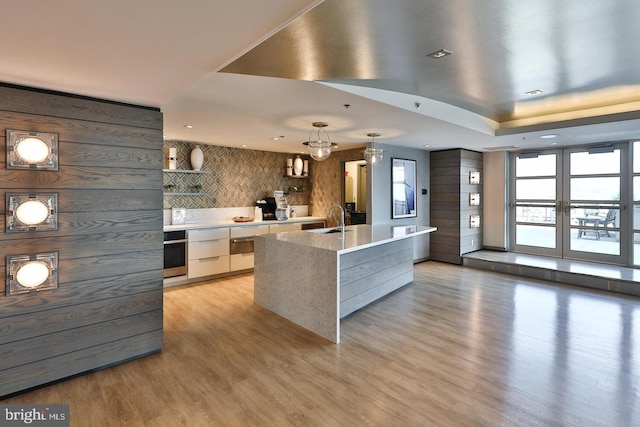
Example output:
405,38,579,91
0,330,163,398
1,167,161,189
339,239,414,318
430,149,483,264
0,248,163,297
0,270,161,315
0,210,162,241
0,112,161,151
0,291,162,344
0,231,161,262
0,84,163,397
0,84,162,129
0,304,162,368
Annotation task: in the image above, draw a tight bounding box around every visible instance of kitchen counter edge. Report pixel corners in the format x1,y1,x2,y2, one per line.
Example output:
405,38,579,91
163,216,327,232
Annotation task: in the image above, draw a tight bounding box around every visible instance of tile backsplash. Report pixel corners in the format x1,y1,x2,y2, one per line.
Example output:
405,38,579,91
163,140,366,218
163,141,311,209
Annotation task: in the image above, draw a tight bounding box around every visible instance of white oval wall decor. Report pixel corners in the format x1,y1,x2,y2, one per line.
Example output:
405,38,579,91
293,155,303,176
16,261,50,288
15,200,50,225
190,146,204,171
16,137,50,163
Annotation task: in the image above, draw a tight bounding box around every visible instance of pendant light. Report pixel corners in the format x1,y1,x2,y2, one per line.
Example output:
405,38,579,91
364,132,384,164
303,122,335,161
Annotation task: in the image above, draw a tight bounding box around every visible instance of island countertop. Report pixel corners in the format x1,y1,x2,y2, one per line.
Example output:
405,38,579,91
263,224,437,254
254,224,437,343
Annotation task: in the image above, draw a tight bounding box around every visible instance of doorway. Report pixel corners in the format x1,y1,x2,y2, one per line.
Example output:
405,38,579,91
510,143,628,265
344,160,367,224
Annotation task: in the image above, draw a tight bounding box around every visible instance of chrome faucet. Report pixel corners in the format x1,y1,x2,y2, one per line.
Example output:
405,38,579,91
327,204,345,232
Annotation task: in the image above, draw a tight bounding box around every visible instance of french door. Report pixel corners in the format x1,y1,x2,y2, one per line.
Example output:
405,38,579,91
510,143,628,265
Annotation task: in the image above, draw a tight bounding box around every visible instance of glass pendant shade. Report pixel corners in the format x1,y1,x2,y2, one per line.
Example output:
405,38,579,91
308,140,332,161
364,132,384,164
304,122,334,161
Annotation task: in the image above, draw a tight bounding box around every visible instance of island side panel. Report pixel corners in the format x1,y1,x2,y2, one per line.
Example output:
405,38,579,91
339,238,414,318
254,236,340,343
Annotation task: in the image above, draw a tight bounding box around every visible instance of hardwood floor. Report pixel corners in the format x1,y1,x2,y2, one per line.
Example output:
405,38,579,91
3,261,640,426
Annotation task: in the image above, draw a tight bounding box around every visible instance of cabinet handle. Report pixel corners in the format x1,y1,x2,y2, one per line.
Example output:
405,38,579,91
199,256,220,261
231,238,255,243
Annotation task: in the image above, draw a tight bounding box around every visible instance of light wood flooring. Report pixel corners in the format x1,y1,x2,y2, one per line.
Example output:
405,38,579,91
3,261,640,426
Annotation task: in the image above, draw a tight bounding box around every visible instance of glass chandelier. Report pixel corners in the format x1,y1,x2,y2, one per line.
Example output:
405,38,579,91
364,132,384,164
304,122,333,161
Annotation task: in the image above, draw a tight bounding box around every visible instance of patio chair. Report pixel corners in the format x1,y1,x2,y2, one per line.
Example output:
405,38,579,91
599,209,616,237
577,209,616,239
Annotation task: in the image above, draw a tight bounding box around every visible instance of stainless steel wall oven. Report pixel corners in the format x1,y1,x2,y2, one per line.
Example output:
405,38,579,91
163,230,187,278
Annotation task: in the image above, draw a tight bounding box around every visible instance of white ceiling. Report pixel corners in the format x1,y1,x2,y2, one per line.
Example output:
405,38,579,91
3,0,640,155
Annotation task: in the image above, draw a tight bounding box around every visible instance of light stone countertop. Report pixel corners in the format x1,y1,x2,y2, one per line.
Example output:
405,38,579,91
254,223,437,343
262,224,437,254
163,216,327,232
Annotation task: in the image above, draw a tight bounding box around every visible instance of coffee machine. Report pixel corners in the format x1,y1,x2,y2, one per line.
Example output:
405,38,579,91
274,191,288,220
257,191,288,221
258,198,277,220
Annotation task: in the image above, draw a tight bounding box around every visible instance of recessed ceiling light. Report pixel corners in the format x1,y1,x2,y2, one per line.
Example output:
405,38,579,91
550,142,558,146
241,144,247,148
272,136,285,141
525,90,543,96
184,124,194,129
423,144,430,148
427,49,453,59
540,134,559,139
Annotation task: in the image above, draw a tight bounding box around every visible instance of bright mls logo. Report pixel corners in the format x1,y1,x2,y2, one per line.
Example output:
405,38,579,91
0,405,69,426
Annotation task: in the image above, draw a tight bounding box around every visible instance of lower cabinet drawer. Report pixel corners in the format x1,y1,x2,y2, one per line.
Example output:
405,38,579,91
230,253,254,271
188,255,230,279
188,239,229,260
269,223,302,233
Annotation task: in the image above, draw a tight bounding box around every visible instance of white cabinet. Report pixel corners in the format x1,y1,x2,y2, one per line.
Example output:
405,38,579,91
187,227,230,279
230,225,269,271
181,221,324,280
230,225,270,239
268,223,302,233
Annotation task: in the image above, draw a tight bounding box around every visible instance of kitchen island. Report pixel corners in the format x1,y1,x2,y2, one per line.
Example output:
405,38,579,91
254,224,437,343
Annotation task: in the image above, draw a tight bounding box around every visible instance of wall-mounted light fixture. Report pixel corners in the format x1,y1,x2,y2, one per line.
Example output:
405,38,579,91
469,214,481,228
7,129,58,170
469,171,481,185
469,193,480,206
302,122,337,161
6,193,58,232
6,252,58,295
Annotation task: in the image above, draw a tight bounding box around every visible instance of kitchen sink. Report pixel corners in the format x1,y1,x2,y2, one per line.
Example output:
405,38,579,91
324,228,346,234
308,228,349,234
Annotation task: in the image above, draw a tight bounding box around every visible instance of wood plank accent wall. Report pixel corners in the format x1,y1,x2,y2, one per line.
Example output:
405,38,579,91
0,84,163,397
339,238,413,318
430,149,483,264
